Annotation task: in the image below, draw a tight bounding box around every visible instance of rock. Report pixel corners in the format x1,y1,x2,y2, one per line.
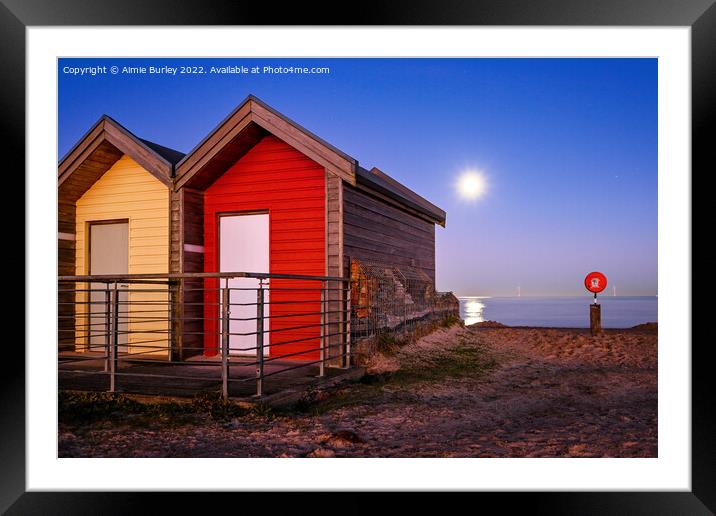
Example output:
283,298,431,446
313,390,331,402
567,444,589,456
307,447,336,458
324,430,364,448
222,419,241,430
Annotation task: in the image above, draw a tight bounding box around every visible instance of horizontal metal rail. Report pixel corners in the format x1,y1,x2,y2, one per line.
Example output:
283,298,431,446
59,271,346,282
58,271,352,399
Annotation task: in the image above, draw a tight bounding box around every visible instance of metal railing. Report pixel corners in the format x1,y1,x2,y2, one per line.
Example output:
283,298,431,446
59,272,351,399
349,259,460,340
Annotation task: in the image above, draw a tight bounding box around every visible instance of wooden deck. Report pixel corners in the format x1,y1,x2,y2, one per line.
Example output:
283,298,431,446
59,353,356,400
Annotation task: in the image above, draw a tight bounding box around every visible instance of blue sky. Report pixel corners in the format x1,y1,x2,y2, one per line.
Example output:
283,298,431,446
58,58,657,297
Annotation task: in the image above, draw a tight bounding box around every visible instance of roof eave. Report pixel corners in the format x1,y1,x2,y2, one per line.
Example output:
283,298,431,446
355,168,446,226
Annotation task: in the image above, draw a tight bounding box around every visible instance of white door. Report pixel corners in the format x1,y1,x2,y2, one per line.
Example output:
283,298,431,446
89,222,129,353
219,213,270,356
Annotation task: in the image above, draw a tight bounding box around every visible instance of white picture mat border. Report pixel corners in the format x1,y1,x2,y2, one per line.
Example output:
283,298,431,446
26,26,690,491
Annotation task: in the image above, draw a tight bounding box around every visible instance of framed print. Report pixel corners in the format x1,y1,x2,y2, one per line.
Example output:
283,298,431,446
5,0,714,512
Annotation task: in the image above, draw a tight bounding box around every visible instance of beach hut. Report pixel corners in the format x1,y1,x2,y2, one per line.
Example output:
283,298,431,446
173,95,446,362
58,116,184,357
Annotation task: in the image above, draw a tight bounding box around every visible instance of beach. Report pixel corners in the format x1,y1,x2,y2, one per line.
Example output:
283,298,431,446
58,323,657,458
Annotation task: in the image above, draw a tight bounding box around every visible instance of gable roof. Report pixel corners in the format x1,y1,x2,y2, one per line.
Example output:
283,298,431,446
174,94,357,190
58,115,184,202
174,94,446,226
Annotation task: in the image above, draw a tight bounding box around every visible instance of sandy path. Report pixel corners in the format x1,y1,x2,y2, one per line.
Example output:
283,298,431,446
59,325,657,458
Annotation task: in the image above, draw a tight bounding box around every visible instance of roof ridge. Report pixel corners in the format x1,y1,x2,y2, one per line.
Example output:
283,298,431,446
59,114,181,168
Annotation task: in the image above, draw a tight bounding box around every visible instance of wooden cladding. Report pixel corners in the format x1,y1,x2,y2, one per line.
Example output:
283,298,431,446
174,188,204,358
201,135,326,359
75,156,170,276
170,187,204,275
342,183,436,282
72,155,171,356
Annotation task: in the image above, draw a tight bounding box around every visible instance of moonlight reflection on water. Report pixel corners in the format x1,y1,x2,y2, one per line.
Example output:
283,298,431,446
462,297,487,325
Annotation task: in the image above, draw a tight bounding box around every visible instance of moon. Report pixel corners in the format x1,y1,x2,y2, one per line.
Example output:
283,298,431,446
457,171,487,200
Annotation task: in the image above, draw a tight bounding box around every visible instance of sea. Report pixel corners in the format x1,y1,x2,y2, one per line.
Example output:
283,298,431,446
459,296,658,329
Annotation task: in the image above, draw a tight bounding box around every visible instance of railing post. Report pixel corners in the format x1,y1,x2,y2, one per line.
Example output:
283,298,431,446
104,284,110,373
256,281,265,396
109,282,119,393
221,279,230,400
318,281,325,377
344,280,352,369
169,279,182,362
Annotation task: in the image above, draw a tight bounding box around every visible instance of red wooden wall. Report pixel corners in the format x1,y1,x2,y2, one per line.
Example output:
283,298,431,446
203,135,326,360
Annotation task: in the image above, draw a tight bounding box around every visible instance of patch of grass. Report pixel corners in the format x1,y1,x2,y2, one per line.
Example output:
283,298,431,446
375,330,402,354
286,376,390,416
250,401,275,419
390,343,497,385
190,391,248,420
58,391,200,427
296,385,384,416
289,339,496,416
291,385,319,413
440,313,463,328
59,392,143,424
58,390,271,427
359,372,392,385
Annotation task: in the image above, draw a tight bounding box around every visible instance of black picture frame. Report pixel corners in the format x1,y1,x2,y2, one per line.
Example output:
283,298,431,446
5,0,713,513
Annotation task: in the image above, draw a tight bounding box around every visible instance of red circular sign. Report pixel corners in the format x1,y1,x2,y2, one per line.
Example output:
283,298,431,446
584,271,607,293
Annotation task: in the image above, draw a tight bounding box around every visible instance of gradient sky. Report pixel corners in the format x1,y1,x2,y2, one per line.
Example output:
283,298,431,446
58,58,657,297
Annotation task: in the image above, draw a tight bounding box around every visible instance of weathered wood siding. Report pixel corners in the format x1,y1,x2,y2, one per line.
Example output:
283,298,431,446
325,173,345,364
74,155,170,355
58,203,77,350
342,184,436,281
58,202,77,274
202,135,326,359
326,173,343,278
178,188,204,358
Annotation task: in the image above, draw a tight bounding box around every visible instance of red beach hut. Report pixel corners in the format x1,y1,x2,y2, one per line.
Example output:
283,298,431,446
172,95,446,361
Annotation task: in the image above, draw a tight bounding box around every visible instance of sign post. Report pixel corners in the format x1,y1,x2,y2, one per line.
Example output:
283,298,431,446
584,271,607,335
